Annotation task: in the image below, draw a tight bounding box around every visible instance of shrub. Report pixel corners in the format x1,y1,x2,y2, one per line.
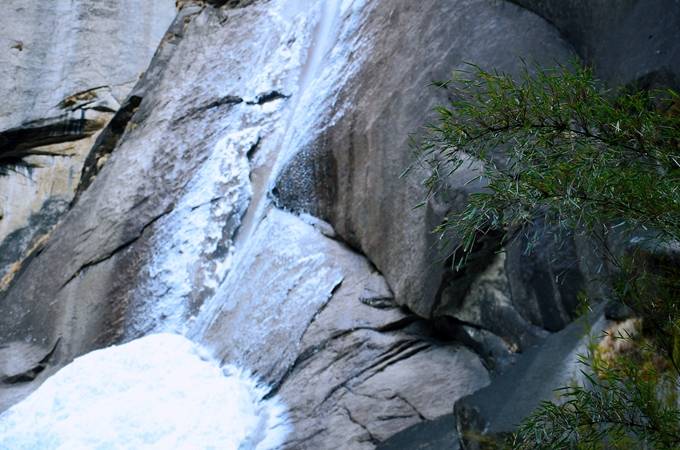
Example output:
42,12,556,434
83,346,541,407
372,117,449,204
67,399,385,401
420,62,680,448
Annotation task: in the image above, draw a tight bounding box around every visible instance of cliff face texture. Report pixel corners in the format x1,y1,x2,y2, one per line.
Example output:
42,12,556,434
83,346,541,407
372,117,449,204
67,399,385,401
0,0,677,448
0,0,176,293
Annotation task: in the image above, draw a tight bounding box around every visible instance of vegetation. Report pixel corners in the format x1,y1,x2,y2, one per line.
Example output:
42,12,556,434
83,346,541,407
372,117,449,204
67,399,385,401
420,62,680,448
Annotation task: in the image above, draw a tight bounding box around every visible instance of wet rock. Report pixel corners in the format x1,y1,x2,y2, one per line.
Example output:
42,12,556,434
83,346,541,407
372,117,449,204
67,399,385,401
275,0,575,321
191,207,490,448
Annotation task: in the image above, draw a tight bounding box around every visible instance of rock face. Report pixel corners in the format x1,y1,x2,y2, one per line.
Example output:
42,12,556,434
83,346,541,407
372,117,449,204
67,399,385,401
0,0,176,287
1,0,671,448
0,0,176,131
511,0,680,89
274,0,575,323
454,308,607,449
0,1,497,444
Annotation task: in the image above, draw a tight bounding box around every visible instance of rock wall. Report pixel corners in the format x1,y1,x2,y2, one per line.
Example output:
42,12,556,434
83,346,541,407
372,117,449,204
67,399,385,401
0,0,176,288
511,0,680,89
3,0,673,447
275,0,576,339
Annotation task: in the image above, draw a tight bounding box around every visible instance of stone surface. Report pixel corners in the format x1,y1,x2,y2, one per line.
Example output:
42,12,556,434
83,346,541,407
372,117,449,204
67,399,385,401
0,0,176,131
377,414,460,450
0,0,176,288
454,306,608,449
194,208,490,448
4,0,670,448
511,0,680,89
274,0,575,322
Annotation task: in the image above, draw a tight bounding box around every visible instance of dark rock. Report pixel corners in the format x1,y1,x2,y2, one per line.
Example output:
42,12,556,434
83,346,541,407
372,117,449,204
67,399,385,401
505,222,587,332
604,299,635,322
510,0,680,90
453,305,607,449
376,414,460,450
0,198,68,289
437,252,548,353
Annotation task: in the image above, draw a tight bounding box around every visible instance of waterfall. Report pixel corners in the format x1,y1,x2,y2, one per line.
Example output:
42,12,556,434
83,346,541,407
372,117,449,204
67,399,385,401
0,0,373,448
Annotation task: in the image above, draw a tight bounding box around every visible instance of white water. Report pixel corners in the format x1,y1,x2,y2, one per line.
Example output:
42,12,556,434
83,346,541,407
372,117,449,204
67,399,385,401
0,334,289,450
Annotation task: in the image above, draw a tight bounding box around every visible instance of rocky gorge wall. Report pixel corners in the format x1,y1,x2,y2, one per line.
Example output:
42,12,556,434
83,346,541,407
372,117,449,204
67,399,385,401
1,0,678,448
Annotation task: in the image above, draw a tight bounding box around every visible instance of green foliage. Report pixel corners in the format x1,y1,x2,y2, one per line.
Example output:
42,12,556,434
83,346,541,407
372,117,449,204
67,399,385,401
420,62,680,449
513,338,680,449
420,63,680,254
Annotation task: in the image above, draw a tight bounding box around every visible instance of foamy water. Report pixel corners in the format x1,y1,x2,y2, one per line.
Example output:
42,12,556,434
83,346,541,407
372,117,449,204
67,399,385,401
0,334,289,450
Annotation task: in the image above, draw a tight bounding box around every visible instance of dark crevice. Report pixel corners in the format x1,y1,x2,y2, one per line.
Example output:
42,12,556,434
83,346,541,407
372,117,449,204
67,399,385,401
189,195,227,212
0,111,101,174
341,406,381,446
246,136,262,160
245,90,290,105
377,414,417,421
376,316,419,332
174,95,243,123
59,208,173,290
429,229,503,318
73,95,143,203
1,338,60,385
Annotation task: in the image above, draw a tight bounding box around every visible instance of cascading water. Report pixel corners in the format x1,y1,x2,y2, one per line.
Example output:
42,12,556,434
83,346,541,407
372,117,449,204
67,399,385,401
0,0,373,448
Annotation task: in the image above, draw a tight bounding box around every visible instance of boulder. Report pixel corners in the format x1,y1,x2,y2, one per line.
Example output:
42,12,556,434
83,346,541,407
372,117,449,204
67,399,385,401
377,414,460,450
274,0,576,323
454,306,607,449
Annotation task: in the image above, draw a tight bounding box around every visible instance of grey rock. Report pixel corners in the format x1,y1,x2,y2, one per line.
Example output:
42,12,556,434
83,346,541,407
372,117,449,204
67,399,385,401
454,306,608,449
377,414,460,450
359,271,395,309
511,0,680,89
506,222,587,332
274,0,576,321
192,207,490,448
0,2,285,389
0,0,176,132
0,0,175,289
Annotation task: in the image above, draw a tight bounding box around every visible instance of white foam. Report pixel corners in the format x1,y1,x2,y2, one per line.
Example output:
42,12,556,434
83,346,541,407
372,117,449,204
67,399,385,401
0,334,289,450
126,129,256,337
